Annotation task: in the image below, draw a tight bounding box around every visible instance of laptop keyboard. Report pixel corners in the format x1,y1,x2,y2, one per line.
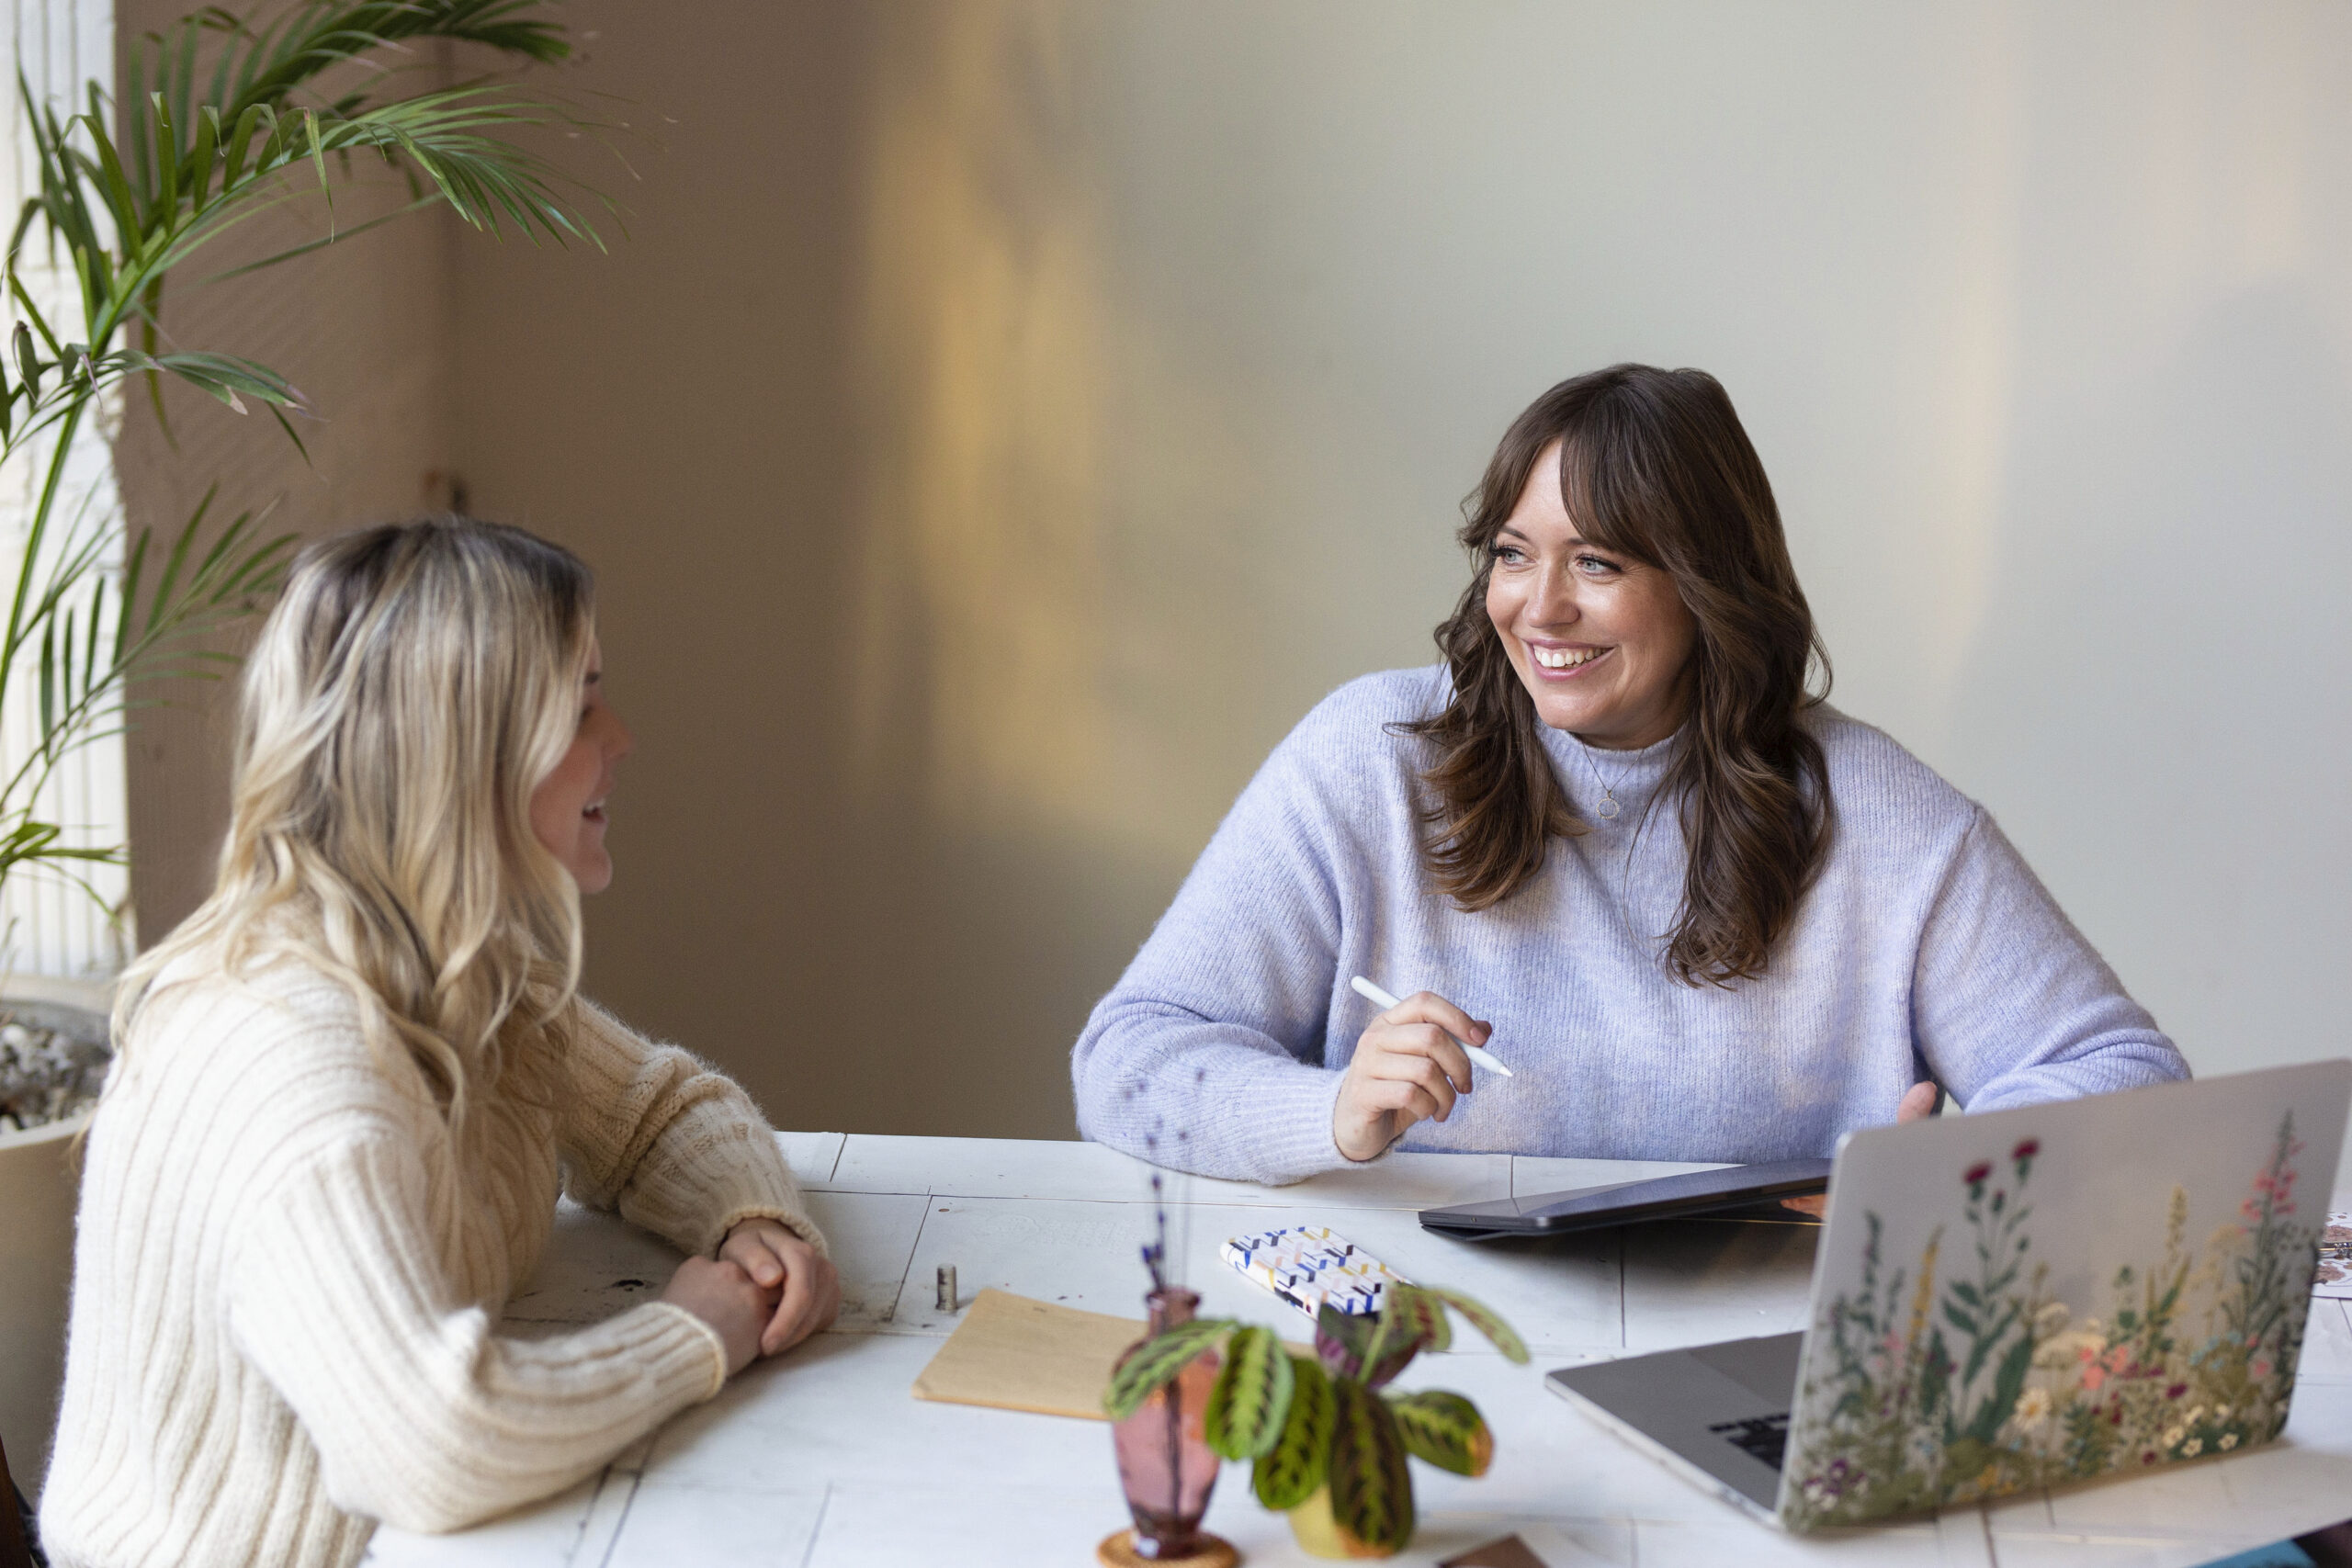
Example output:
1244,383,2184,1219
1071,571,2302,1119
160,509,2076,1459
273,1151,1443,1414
1708,1413,1792,1471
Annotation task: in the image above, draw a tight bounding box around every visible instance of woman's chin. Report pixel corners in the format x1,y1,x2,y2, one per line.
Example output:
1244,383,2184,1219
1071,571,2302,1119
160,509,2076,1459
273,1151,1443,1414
569,853,615,896
1521,679,1677,748
1525,687,1615,735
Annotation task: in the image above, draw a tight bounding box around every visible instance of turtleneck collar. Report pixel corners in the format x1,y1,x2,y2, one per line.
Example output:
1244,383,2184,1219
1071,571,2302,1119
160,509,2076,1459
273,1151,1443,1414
1540,721,1683,818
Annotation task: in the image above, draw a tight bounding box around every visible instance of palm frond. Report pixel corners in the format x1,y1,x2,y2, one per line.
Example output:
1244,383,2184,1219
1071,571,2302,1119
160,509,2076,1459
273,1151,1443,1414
125,0,570,209
0,0,596,908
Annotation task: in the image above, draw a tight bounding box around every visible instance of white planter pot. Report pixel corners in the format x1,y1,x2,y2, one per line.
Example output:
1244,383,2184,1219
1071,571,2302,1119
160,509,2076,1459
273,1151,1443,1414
0,1111,85,1495
0,979,107,1495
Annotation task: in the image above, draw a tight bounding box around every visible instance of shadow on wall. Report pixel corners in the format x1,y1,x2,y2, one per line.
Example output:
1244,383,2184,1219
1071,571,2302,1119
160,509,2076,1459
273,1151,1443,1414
849,0,1123,852
833,0,1210,1139
1949,281,2352,1077
446,0,1210,1144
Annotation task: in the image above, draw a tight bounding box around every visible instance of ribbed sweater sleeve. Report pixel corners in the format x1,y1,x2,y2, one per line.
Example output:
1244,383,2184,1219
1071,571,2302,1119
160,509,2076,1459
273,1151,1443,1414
40,960,833,1568
1911,808,2184,1111
559,1000,825,1258
223,1126,725,1535
1073,716,1357,1184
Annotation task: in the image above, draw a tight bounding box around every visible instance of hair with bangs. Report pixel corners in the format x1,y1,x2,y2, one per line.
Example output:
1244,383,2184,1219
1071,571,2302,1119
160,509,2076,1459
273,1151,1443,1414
109,516,598,1147
1402,364,1832,985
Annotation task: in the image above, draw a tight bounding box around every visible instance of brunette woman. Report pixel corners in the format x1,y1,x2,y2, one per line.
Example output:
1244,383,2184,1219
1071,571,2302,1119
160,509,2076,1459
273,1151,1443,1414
42,520,836,1568
1072,365,2187,1182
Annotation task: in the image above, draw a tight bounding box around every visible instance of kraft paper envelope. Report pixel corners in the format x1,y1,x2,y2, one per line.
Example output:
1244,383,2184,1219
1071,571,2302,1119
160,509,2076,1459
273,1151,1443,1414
910,1289,1144,1420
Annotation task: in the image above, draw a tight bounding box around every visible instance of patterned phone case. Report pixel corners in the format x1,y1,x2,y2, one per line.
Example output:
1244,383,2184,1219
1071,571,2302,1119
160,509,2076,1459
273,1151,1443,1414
1220,1224,1408,1318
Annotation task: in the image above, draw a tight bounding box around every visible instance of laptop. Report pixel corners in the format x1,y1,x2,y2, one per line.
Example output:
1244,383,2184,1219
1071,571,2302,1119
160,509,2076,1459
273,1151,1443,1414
1546,1061,2352,1531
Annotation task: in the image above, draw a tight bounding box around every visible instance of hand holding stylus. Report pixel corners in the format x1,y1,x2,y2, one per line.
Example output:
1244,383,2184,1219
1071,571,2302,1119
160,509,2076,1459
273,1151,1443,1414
1351,978,1512,1077
1333,978,1506,1163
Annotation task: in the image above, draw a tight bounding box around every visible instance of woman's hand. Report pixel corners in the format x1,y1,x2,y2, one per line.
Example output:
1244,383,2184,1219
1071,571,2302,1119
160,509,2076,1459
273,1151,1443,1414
1333,990,1489,1162
659,1257,777,1375
1781,1081,1941,1218
718,1218,842,1357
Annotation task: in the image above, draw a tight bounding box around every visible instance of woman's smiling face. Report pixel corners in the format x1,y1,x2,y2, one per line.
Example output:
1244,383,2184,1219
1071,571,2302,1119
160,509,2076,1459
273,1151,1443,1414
528,638,633,894
1484,439,1700,750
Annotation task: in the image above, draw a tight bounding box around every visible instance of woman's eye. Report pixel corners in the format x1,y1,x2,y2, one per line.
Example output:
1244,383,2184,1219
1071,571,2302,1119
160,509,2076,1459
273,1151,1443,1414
1488,543,1527,565
1577,554,1618,575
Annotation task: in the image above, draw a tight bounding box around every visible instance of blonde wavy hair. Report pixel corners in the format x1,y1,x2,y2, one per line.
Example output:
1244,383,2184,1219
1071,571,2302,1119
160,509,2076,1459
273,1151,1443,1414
112,516,598,1140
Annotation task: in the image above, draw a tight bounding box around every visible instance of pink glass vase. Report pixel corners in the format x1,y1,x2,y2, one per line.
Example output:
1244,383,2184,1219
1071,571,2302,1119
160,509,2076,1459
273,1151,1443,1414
1109,1288,1224,1559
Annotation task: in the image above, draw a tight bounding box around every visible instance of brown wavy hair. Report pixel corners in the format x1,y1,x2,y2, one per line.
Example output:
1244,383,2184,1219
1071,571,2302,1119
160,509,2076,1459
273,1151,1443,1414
1401,365,1832,985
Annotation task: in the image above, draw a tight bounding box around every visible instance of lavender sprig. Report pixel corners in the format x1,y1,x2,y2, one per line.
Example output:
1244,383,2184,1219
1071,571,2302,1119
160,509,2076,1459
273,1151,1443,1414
1130,1078,1204,1295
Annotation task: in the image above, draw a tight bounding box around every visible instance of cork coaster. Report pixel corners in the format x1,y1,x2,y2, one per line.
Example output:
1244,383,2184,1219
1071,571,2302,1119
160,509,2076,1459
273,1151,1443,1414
1095,1529,1240,1568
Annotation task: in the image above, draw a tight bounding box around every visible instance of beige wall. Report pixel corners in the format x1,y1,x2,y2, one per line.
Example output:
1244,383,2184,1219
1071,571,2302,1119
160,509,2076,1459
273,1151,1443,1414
448,4,1161,1139
130,2,2352,1141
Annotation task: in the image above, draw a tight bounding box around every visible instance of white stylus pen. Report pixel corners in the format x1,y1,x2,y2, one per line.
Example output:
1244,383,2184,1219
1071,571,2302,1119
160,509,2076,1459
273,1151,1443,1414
1349,976,1514,1077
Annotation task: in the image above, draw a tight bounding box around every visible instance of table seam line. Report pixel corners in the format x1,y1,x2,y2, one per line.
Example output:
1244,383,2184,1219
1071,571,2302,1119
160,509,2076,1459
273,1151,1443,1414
558,1470,605,1568
823,1135,845,1185
887,1193,939,1325
585,1466,640,1568
797,1481,834,1568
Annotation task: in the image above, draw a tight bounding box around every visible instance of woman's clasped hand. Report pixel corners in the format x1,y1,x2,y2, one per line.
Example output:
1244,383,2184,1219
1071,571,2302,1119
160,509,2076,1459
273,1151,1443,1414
704,1217,842,1365
662,1219,841,1374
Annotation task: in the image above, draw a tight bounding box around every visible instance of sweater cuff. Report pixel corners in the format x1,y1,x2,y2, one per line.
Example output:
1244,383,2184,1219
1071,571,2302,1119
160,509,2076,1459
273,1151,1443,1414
1239,1064,1354,1185
712,1204,831,1260
637,1301,732,1403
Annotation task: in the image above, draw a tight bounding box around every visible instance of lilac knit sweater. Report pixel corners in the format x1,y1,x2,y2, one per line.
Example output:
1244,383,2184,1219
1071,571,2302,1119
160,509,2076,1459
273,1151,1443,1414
1070,667,2188,1185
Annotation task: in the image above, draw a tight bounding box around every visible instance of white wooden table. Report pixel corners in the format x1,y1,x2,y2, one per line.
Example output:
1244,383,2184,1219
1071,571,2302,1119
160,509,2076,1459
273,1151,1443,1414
363,1134,2352,1568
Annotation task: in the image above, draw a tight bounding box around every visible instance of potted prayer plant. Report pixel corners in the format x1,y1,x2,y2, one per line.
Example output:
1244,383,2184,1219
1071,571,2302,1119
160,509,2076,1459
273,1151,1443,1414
1103,1281,1530,1560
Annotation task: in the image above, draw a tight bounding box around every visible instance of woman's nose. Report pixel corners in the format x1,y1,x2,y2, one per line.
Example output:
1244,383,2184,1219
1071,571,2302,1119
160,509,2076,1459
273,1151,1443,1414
1528,564,1582,626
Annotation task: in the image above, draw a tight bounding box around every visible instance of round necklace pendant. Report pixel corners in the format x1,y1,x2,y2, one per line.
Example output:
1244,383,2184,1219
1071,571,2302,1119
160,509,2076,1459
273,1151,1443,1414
1597,795,1621,819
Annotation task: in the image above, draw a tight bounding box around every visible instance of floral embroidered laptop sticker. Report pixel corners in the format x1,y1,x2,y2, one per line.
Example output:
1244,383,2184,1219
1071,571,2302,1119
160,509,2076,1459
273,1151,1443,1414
1786,1107,2329,1529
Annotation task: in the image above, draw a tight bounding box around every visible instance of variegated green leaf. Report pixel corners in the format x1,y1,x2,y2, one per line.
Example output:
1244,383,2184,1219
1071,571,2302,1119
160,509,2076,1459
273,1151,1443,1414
1385,1282,1453,1355
1329,1375,1415,1552
1422,1286,1529,1363
1251,1356,1334,1509
1204,1325,1295,1460
1386,1388,1493,1477
1102,1319,1235,1421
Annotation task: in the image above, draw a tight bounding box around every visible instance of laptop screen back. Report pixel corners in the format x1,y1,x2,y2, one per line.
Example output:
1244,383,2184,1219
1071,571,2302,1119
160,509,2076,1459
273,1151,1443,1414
1780,1060,2352,1530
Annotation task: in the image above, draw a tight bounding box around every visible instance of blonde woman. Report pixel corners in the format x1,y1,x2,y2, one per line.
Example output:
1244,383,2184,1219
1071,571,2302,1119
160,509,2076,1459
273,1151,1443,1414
39,519,837,1568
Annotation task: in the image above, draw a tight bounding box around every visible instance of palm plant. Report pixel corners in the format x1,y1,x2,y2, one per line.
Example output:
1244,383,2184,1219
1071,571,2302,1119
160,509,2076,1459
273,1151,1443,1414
0,0,605,937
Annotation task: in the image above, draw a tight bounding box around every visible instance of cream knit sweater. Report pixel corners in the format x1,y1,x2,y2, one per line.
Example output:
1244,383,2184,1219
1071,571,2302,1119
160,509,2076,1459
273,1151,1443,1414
38,955,824,1568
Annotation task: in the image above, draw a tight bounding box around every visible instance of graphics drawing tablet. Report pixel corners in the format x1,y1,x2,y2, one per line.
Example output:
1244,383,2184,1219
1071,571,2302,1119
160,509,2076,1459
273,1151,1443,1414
1418,1157,1832,1239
